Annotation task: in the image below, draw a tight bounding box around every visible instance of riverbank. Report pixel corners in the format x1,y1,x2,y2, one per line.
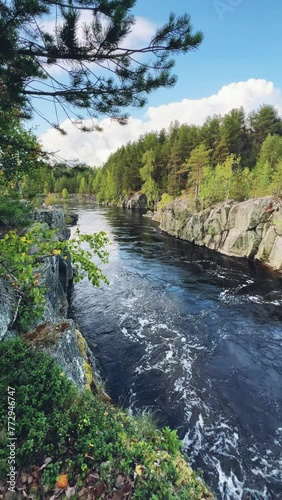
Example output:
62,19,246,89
0,207,213,499
70,205,282,498
152,196,282,272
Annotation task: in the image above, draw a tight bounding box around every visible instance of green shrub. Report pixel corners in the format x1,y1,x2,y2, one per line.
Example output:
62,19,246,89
0,224,109,332
157,193,174,211
0,338,77,475
44,192,57,206
62,188,69,200
0,196,32,227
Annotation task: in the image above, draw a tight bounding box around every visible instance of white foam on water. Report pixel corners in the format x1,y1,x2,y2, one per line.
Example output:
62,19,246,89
248,295,263,304
213,457,245,500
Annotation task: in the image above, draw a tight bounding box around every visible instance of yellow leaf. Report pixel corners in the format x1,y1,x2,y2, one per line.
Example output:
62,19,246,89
53,249,61,255
135,465,143,476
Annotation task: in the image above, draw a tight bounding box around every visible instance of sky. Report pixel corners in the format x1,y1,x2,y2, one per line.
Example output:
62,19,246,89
38,0,282,166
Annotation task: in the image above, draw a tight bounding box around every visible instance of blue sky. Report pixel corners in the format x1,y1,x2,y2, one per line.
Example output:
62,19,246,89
130,0,282,109
39,0,282,165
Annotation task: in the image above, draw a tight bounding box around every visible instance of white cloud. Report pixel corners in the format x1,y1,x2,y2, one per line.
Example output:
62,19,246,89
39,79,282,166
122,17,156,48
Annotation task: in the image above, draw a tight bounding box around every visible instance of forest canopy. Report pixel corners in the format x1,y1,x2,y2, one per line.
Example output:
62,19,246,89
91,104,282,207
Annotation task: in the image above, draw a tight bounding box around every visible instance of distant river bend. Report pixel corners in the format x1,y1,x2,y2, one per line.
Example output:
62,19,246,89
70,207,282,500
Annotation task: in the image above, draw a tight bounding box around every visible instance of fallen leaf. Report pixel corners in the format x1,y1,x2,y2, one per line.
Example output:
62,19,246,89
56,474,68,489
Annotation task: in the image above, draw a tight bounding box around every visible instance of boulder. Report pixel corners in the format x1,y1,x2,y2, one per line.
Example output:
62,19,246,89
127,193,147,209
255,226,277,261
34,208,70,240
222,228,261,258
24,320,87,388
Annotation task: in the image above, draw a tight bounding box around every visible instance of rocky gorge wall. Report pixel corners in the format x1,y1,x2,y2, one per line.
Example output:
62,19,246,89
153,196,282,272
0,208,102,392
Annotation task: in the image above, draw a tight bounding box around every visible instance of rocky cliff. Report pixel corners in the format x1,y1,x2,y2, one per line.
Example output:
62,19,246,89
0,208,72,341
153,196,282,271
0,207,102,391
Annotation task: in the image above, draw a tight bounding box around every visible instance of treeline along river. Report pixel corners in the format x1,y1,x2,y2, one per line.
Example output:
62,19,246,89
70,206,282,500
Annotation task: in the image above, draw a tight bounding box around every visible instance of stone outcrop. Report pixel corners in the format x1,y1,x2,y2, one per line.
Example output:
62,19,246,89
0,208,72,341
23,320,104,391
34,207,70,240
153,197,282,271
121,192,147,209
32,208,73,327
0,279,18,341
0,207,105,393
24,320,87,388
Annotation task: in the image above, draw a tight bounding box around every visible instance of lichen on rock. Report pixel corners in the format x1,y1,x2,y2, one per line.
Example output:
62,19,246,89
154,196,282,272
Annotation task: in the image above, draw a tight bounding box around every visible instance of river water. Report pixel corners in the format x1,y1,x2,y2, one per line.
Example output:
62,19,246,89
70,206,282,500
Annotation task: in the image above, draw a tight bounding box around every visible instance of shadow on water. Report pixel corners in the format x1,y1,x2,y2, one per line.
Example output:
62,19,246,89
70,206,282,500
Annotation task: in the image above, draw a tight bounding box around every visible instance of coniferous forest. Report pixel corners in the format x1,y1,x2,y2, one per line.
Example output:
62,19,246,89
1,104,282,209
93,104,282,207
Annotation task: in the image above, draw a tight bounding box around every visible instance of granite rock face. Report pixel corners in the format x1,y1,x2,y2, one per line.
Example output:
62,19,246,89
153,197,282,271
34,207,70,240
0,208,103,392
0,279,18,341
33,208,73,326
24,320,87,389
0,208,73,339
126,193,147,210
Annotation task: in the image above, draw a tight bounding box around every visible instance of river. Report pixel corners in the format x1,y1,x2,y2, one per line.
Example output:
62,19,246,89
69,206,282,500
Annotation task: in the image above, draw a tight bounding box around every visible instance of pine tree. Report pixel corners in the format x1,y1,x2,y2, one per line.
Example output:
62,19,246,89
270,160,282,196
0,1,203,126
256,134,282,170
140,150,159,205
220,108,249,166
249,105,282,158
184,144,211,204
167,141,183,196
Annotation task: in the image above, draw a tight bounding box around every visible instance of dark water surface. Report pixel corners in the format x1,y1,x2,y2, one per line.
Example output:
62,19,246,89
70,206,282,500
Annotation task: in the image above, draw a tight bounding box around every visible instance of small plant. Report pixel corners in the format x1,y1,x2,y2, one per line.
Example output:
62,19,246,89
208,226,216,237
0,224,109,331
44,192,57,206
157,193,174,211
62,188,69,200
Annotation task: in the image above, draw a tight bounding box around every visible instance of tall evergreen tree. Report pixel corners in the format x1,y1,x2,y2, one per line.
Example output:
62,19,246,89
249,105,282,158
200,116,222,153
256,134,282,170
140,150,159,205
220,108,249,166
0,1,203,127
185,143,211,204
